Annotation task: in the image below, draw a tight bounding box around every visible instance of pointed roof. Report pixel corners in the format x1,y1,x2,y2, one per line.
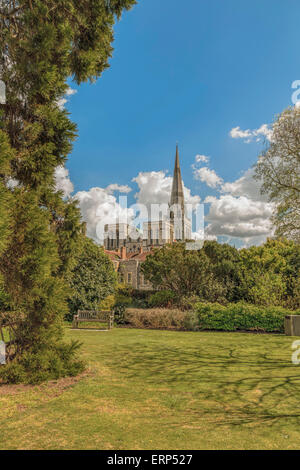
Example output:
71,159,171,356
170,144,184,208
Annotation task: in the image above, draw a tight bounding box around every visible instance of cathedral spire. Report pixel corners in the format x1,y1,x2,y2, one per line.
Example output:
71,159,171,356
170,144,184,209
169,144,186,241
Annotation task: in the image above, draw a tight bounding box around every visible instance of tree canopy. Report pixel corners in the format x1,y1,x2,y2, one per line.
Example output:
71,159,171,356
68,238,117,319
255,107,300,243
142,239,300,310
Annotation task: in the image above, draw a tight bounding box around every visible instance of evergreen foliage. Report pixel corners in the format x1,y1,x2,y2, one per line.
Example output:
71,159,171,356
0,130,13,308
0,0,136,383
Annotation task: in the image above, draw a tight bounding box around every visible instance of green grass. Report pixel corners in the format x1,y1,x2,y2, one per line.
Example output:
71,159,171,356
1,327,300,450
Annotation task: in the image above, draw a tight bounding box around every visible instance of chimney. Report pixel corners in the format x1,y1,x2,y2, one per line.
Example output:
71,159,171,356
121,246,127,260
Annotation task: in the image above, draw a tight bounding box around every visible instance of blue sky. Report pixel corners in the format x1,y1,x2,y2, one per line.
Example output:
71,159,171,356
60,0,300,246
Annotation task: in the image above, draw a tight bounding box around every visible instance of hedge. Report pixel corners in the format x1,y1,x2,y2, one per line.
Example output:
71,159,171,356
124,308,196,331
195,302,300,333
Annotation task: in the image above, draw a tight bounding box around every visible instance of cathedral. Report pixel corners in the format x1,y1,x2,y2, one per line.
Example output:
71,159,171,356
104,146,192,290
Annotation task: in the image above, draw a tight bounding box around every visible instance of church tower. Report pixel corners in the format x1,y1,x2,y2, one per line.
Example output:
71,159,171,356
170,144,185,211
169,145,191,241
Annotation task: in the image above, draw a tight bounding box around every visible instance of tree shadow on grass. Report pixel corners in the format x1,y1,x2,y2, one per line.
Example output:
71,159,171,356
106,340,300,428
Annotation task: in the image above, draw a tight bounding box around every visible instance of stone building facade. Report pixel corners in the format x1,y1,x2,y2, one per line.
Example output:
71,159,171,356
104,146,191,290
105,246,153,291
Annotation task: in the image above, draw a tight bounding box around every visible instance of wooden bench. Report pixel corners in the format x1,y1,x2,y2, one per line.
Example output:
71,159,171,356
73,310,114,330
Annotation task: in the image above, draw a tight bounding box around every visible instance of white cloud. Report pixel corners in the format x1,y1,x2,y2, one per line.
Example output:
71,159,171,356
74,187,134,242
195,154,210,164
204,176,275,245
66,88,77,97
106,184,132,194
55,166,74,198
55,164,132,200
57,87,77,110
207,195,274,224
57,98,68,110
204,195,217,204
221,167,268,201
193,167,223,188
229,124,273,143
62,178,134,242
230,127,252,140
205,194,274,242
254,124,273,142
133,170,200,210
192,160,275,245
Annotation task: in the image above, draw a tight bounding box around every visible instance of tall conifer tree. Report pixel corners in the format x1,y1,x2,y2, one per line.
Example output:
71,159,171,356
0,131,13,308
0,0,136,383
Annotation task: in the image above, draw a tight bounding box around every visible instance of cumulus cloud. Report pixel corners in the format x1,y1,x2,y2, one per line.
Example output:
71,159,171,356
54,167,133,242
201,167,275,246
57,87,77,110
204,195,217,204
106,184,132,194
55,166,74,198
195,154,210,164
193,167,223,188
230,127,252,140
207,195,273,224
230,124,273,143
221,167,268,201
191,151,275,245
133,170,200,210
74,187,134,242
205,194,275,243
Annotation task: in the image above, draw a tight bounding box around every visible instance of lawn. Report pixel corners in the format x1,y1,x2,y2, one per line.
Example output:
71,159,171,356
1,327,300,450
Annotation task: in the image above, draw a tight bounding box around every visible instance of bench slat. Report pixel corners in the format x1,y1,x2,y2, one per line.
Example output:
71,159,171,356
73,310,114,330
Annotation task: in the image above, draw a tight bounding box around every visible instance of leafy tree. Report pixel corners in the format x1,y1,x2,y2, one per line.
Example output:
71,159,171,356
255,107,300,242
142,243,226,304
142,239,300,309
0,0,136,383
68,238,117,319
203,241,242,302
239,238,300,308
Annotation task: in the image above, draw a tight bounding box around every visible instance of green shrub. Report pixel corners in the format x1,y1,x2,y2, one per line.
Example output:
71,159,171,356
148,290,176,308
0,341,85,385
195,302,300,333
0,362,26,384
